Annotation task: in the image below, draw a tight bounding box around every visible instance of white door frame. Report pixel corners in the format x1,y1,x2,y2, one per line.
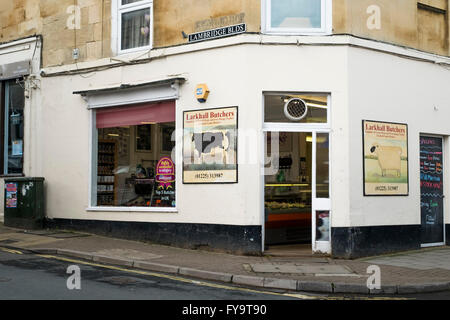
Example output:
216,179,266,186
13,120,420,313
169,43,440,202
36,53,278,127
261,127,331,254
420,134,446,247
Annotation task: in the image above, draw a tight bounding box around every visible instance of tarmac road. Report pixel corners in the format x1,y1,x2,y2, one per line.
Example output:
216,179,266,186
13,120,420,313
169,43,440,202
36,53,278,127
0,249,300,300
0,248,449,302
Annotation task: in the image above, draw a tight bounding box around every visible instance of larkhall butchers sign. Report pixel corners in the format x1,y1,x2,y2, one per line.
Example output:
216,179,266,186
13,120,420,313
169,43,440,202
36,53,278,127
188,24,246,43
183,107,238,184
362,120,408,196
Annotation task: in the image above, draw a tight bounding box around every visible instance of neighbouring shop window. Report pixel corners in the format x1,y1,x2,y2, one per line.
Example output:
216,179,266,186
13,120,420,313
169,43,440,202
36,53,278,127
264,93,328,124
264,0,329,34
94,101,175,208
118,0,153,51
0,80,24,175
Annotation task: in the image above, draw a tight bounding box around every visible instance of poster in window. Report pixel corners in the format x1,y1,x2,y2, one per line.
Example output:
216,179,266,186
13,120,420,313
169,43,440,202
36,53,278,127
136,124,152,152
266,132,292,152
161,125,175,153
363,120,408,196
183,106,238,184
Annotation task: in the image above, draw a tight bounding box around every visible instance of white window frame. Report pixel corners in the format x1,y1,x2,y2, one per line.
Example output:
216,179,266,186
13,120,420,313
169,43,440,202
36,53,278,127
83,81,181,213
112,0,153,56
262,0,332,35
88,110,178,213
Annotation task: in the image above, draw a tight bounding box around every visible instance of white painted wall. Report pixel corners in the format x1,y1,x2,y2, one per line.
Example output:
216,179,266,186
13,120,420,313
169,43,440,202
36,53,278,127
5,36,449,232
347,46,450,227
38,43,351,228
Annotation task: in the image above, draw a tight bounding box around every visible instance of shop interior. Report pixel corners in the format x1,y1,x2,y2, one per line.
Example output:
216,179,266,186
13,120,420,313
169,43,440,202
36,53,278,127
96,122,175,207
264,93,330,251
264,131,313,245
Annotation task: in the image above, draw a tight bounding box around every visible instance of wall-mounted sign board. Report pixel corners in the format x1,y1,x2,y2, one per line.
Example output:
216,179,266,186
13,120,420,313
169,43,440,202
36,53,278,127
362,120,409,196
0,60,30,80
188,24,246,43
183,106,238,184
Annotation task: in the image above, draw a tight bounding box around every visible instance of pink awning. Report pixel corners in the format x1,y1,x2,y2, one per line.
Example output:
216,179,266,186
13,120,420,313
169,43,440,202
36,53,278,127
96,100,175,128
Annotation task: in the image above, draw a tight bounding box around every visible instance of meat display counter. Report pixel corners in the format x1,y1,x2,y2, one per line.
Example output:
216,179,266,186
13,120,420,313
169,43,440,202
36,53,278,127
264,182,312,244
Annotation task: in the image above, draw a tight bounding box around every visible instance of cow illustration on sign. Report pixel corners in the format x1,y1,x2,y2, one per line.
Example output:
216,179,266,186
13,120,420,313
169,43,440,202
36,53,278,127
191,131,232,165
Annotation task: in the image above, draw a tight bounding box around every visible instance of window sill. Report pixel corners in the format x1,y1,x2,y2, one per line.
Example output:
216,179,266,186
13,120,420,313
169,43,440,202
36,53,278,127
114,45,152,60
0,173,25,178
86,206,178,213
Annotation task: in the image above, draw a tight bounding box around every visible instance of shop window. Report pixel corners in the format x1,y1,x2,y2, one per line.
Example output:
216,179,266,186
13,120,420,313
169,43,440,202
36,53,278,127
263,0,331,34
0,80,24,175
264,93,328,124
93,101,176,208
116,0,153,53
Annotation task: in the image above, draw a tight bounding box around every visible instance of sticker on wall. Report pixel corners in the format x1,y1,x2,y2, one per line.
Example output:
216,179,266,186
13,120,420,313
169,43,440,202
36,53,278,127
362,120,408,196
5,183,18,208
183,106,238,184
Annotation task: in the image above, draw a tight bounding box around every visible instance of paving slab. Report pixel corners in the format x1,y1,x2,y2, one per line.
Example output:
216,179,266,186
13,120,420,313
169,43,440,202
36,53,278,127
250,263,354,275
93,249,163,261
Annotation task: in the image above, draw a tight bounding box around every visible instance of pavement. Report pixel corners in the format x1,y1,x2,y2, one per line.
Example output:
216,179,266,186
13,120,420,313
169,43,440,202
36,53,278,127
0,223,449,295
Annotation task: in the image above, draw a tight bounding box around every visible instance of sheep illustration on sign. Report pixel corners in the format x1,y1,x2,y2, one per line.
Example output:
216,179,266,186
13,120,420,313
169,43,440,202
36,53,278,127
370,144,402,177
363,120,408,196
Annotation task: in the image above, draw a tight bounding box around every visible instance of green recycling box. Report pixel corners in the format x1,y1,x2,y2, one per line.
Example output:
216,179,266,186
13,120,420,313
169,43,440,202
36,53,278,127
4,177,45,229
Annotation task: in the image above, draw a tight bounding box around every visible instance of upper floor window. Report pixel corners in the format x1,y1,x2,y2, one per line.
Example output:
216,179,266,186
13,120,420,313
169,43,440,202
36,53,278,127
116,0,153,54
263,0,331,34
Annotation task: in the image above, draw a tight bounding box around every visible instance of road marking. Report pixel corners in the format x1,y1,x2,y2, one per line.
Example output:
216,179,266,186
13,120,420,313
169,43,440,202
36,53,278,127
0,247,23,255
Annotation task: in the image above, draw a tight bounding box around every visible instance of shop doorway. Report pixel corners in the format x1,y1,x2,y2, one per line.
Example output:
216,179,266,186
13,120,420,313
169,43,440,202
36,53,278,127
263,131,330,253
262,92,331,254
420,135,446,247
261,92,332,255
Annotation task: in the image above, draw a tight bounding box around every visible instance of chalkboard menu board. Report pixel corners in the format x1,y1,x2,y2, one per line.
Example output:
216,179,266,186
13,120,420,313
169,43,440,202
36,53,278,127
420,136,444,245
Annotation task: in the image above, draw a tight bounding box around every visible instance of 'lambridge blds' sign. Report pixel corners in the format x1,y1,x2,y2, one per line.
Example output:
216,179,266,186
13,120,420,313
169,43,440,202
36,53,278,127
188,24,246,43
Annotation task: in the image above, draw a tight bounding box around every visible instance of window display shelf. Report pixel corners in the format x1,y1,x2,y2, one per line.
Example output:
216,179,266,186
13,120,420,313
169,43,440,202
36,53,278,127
97,140,117,206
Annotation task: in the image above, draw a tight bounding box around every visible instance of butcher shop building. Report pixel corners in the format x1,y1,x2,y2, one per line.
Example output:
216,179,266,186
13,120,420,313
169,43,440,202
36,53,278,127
0,0,449,258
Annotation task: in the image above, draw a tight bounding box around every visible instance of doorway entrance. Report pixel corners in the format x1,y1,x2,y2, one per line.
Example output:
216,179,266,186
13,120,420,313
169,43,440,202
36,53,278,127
420,135,446,247
262,93,331,254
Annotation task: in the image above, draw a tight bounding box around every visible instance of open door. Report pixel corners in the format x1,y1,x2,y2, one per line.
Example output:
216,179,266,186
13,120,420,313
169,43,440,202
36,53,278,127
312,132,331,253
